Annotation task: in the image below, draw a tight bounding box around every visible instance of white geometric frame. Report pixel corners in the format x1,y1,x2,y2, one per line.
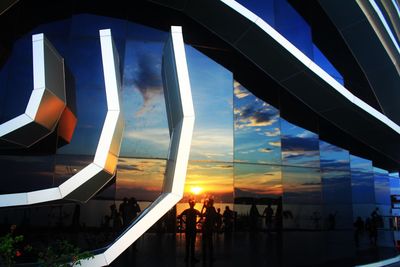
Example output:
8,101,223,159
0,34,67,147
0,29,124,207
80,26,195,267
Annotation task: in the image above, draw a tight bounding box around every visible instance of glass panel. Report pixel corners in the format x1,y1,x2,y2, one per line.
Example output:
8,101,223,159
350,155,375,204
374,170,391,205
0,155,55,193
0,36,33,123
234,163,281,232
319,140,350,171
281,119,320,168
282,166,321,227
182,161,233,204
116,158,165,202
55,38,107,157
234,81,281,165
120,39,169,159
186,46,233,162
390,177,400,195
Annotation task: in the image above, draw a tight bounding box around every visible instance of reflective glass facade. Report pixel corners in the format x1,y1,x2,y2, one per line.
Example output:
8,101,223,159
0,1,398,266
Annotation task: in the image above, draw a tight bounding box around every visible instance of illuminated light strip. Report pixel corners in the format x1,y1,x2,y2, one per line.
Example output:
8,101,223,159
382,0,400,45
219,0,400,135
393,0,400,17
355,255,400,267
0,33,66,147
369,0,400,55
356,0,400,74
0,29,124,207
80,26,195,267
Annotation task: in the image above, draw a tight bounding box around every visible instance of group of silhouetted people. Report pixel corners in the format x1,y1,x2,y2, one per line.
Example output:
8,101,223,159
103,197,141,237
179,199,235,263
354,208,383,248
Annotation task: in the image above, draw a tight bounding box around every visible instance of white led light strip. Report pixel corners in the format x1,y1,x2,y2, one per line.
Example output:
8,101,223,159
0,29,124,207
0,34,66,147
369,0,400,56
80,26,195,267
220,0,400,135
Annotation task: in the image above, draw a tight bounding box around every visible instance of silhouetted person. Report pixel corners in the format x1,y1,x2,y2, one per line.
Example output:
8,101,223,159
127,197,141,251
369,216,378,246
216,208,222,234
119,197,129,227
128,197,141,224
354,216,364,248
179,199,201,262
263,203,274,233
110,204,122,235
201,199,217,262
223,206,234,234
249,202,259,232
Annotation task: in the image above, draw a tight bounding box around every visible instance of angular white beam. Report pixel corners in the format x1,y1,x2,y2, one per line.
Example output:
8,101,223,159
0,34,66,147
80,26,195,266
220,0,400,135
0,29,124,206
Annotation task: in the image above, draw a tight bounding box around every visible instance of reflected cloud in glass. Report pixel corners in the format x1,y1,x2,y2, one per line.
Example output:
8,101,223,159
281,119,319,167
234,81,281,164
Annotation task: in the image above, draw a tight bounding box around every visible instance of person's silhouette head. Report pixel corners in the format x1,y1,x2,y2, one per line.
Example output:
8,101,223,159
189,199,195,208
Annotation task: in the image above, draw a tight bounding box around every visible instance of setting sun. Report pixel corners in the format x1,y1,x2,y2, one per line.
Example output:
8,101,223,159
190,186,203,195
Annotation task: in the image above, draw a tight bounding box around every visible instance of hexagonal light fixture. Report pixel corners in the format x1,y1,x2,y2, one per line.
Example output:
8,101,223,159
80,26,195,266
0,29,124,207
0,34,67,148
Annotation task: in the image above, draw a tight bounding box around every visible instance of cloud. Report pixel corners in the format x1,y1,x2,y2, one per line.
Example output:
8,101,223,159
265,127,280,137
190,128,233,160
320,141,345,152
124,128,169,147
320,159,349,169
117,163,143,172
234,83,250,99
281,136,319,151
124,52,163,116
269,141,281,147
235,105,279,128
258,148,272,153
301,182,321,186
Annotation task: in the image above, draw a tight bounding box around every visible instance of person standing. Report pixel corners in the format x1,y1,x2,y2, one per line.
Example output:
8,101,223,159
179,199,201,262
262,203,274,233
201,198,218,262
